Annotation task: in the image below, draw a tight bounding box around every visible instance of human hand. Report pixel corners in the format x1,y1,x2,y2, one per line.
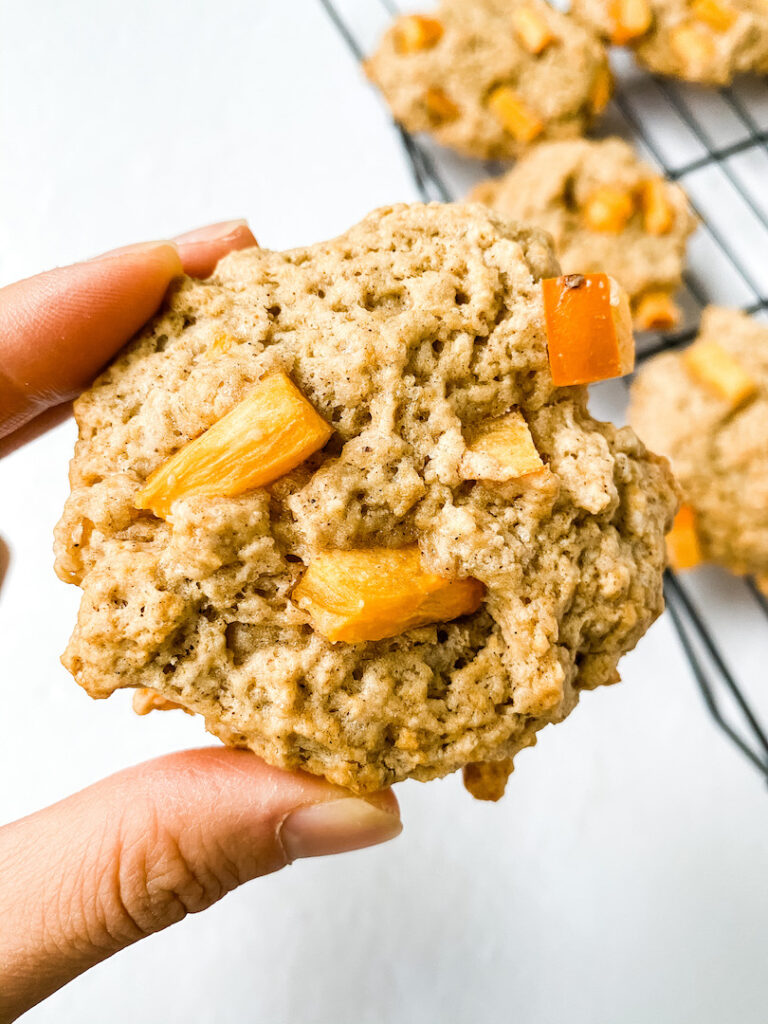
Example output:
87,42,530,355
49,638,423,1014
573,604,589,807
0,223,402,1023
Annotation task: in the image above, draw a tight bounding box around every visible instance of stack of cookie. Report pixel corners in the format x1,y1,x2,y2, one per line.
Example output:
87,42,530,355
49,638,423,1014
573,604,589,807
367,0,768,593
367,0,698,332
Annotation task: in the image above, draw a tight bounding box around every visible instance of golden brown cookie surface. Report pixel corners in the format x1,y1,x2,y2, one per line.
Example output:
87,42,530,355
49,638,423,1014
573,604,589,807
56,202,676,793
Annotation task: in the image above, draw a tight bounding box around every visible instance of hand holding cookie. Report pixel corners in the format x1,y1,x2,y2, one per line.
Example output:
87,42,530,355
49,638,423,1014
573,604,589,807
0,219,257,446
0,226,402,1024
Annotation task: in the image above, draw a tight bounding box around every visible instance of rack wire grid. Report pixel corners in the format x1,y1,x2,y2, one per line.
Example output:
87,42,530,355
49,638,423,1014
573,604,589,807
321,0,768,784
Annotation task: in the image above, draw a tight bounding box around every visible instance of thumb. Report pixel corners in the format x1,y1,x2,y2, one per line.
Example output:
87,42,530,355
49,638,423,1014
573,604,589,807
0,219,257,443
0,243,183,439
0,748,401,1022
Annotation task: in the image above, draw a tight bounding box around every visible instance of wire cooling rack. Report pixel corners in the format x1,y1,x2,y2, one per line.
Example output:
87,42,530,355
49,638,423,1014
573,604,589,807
320,0,768,783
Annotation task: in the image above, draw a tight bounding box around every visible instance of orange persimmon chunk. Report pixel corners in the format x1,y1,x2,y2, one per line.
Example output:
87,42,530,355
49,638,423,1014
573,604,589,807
293,546,485,644
460,410,544,481
487,87,544,143
682,338,757,408
640,178,675,235
691,0,737,31
423,86,460,122
542,273,635,386
583,186,636,233
634,290,679,330
205,331,236,358
511,6,556,54
394,14,444,53
609,0,653,43
590,65,614,114
135,372,332,520
666,503,703,570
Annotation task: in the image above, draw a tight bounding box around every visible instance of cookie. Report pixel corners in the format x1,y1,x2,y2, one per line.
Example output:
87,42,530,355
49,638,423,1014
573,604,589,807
55,202,677,796
469,137,695,331
630,307,768,583
573,0,768,84
365,0,613,160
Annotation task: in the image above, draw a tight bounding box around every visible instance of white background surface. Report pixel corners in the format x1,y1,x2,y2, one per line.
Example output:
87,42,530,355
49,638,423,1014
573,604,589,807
2,2,768,1022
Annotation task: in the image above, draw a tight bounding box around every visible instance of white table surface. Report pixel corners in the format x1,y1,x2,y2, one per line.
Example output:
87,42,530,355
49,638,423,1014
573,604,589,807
2,2,768,1022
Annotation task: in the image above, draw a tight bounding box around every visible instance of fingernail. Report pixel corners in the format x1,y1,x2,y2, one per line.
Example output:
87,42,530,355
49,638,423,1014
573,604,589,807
280,798,402,860
173,219,249,245
88,240,179,262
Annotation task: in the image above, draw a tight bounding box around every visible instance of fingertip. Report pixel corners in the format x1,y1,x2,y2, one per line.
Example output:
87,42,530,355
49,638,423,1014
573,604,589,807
172,219,250,246
280,798,402,861
224,221,258,252
363,786,400,818
174,219,258,278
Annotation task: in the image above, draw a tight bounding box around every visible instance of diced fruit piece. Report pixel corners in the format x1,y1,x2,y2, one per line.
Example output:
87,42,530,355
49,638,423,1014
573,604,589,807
293,546,485,644
590,64,614,114
423,86,460,122
542,273,635,386
670,22,716,70
463,759,514,802
511,6,555,54
394,14,444,53
206,331,235,358
666,503,703,570
682,338,758,408
133,688,186,715
487,87,544,142
691,0,737,31
756,573,768,597
135,372,332,520
460,409,544,481
640,178,675,235
634,290,679,330
609,0,653,43
583,186,635,233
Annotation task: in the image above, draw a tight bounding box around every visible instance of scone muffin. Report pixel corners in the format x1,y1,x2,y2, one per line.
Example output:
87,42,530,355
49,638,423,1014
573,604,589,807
573,0,768,83
630,307,768,586
365,0,613,160
55,203,677,798
469,138,695,332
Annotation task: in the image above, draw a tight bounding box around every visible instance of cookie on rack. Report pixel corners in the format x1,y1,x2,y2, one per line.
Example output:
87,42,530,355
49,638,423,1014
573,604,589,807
364,0,613,160
573,0,768,84
630,306,768,586
55,202,677,799
469,137,696,331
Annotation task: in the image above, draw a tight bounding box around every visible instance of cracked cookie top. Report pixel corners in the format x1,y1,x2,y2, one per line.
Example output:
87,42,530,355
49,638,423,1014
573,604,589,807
56,202,676,794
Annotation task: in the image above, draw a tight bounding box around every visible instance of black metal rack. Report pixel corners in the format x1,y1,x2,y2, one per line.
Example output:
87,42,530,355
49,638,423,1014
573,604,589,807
319,0,768,783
